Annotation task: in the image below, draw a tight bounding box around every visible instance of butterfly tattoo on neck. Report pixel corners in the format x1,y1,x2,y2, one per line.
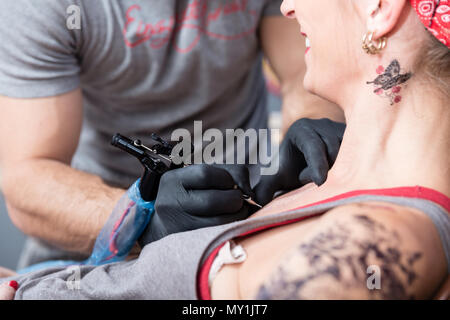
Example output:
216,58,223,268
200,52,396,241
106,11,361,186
367,59,412,105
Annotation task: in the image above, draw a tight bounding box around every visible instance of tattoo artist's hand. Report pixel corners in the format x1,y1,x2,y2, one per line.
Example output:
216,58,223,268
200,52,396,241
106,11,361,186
138,164,255,246
254,118,346,206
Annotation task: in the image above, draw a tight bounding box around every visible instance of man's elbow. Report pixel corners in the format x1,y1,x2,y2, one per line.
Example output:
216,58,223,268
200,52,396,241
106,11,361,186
0,162,36,236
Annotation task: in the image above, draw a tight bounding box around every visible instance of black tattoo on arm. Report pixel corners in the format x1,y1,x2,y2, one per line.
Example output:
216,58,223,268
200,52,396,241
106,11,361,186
256,213,423,300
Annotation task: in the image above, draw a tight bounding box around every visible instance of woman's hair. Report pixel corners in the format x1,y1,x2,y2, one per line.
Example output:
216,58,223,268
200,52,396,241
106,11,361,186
415,32,450,97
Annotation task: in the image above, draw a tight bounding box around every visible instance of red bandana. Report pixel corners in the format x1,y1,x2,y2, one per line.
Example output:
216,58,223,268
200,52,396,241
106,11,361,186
410,0,450,47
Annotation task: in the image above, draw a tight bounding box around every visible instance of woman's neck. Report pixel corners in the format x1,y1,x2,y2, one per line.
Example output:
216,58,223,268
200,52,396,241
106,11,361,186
324,77,450,197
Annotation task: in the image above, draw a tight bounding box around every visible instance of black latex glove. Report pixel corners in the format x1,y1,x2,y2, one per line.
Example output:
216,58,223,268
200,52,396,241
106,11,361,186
138,164,256,246
254,118,346,206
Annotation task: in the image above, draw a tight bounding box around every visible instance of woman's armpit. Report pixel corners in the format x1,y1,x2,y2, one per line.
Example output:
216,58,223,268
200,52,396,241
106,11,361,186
255,203,447,300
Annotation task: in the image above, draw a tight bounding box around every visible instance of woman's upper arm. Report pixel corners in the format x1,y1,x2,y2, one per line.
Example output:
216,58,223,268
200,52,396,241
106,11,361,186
256,202,448,299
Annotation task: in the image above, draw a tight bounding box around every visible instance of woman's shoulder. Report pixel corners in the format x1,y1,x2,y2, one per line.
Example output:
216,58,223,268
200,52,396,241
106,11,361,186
255,200,448,299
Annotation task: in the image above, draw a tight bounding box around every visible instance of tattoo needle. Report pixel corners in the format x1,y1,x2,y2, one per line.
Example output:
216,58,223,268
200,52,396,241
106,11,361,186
234,185,263,209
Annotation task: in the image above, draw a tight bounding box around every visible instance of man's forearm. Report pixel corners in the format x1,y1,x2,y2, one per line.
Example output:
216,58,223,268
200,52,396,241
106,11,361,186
1,158,125,254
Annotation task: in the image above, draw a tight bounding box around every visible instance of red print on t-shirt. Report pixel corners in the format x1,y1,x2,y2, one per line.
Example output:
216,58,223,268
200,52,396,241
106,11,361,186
123,0,257,53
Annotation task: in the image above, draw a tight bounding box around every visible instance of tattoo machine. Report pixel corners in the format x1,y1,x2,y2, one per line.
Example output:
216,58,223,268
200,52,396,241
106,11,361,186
111,133,262,208
111,133,183,201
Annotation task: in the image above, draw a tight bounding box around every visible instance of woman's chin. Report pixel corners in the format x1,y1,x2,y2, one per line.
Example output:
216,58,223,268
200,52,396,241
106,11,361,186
303,74,317,95
303,73,334,103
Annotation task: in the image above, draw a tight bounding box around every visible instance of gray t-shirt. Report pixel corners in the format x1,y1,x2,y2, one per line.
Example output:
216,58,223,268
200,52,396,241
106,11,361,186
0,0,281,189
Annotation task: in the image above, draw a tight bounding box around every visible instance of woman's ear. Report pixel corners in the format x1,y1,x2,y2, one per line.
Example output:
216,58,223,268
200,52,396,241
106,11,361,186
366,0,408,39
281,0,296,19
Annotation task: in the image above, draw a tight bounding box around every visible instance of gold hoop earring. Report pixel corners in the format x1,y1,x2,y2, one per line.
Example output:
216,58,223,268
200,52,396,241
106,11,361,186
362,31,387,55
